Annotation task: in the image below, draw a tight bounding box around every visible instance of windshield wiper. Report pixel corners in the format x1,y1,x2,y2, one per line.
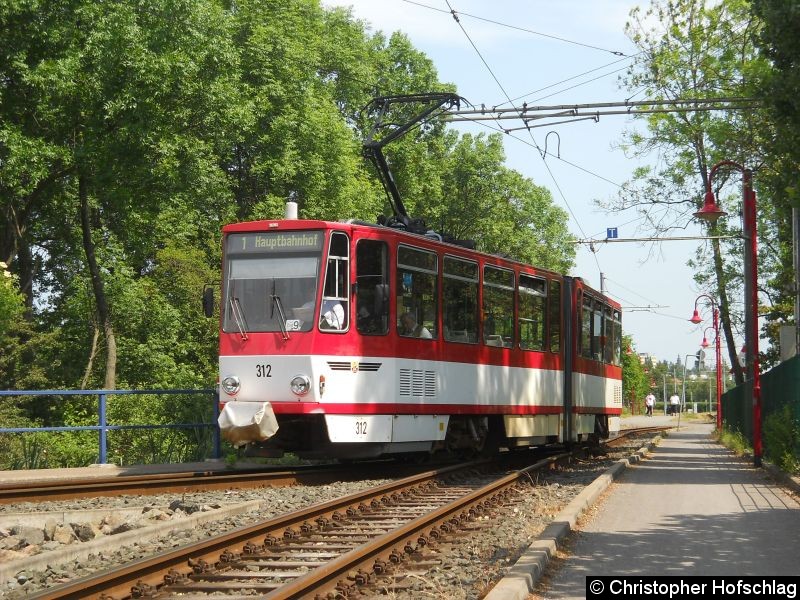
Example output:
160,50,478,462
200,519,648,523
270,279,290,340
229,296,249,341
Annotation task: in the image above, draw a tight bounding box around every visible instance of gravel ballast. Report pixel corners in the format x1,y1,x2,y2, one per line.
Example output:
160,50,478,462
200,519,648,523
0,435,659,599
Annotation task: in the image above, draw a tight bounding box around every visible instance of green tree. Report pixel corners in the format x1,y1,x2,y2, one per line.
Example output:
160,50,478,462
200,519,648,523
0,262,23,338
622,335,649,414
430,132,574,271
1,0,240,389
751,0,800,366
0,0,580,467
605,0,770,382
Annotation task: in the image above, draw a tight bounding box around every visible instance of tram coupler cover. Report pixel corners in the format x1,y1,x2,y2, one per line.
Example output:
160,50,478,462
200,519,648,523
217,401,279,446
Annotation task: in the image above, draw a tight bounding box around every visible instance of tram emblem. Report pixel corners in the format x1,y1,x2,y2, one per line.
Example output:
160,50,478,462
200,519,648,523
351,361,359,373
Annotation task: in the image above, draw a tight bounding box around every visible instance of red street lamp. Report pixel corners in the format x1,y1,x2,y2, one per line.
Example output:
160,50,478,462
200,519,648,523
700,327,713,349
689,295,722,432
695,160,761,468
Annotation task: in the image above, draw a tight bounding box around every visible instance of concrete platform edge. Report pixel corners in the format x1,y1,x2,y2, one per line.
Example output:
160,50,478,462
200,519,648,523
483,437,659,600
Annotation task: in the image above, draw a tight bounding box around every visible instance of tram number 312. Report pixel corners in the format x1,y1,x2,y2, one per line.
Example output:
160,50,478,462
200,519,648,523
355,419,368,436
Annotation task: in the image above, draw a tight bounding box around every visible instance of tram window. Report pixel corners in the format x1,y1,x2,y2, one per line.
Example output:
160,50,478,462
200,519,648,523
518,274,546,351
443,256,478,344
355,240,389,335
319,232,349,331
397,245,437,339
603,305,614,363
580,294,592,358
223,231,322,334
591,299,604,360
612,309,622,365
483,266,514,348
549,280,561,352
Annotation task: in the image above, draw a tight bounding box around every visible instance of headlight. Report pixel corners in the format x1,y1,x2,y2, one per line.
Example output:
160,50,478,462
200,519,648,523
290,374,311,396
221,375,241,396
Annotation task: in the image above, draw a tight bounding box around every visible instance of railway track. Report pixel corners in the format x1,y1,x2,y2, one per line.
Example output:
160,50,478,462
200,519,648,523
25,452,574,600
607,425,672,448
2,426,668,599
0,461,431,505
0,426,669,506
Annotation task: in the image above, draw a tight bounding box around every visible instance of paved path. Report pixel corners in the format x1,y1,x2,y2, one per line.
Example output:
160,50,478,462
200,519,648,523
536,422,800,598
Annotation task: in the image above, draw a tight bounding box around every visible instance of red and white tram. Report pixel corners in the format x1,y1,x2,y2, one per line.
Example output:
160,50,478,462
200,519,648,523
211,211,623,460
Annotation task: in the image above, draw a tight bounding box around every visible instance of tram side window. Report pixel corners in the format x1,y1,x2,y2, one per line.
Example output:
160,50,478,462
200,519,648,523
603,305,614,363
397,246,438,339
549,280,561,352
612,309,622,365
580,294,592,358
483,266,514,348
591,299,604,360
319,232,349,331
443,256,478,343
356,239,389,335
518,274,546,351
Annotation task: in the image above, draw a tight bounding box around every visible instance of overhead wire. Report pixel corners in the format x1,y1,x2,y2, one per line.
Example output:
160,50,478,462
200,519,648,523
370,3,695,251
331,0,752,241
604,275,665,307
389,1,755,359
440,0,602,275
398,0,628,56
422,29,691,246
516,63,636,106
404,0,748,294
321,0,748,316
499,54,638,107
322,2,660,247
453,103,717,260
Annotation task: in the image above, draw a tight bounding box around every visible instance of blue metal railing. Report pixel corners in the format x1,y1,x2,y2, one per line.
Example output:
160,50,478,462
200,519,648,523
0,389,220,464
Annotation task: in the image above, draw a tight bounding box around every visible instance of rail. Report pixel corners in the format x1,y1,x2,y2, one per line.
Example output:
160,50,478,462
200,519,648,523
0,388,220,464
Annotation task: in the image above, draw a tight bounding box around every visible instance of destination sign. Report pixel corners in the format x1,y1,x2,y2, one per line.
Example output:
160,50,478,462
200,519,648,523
227,231,323,254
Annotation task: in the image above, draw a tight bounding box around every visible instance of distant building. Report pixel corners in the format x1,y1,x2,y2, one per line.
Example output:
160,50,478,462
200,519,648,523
638,353,656,366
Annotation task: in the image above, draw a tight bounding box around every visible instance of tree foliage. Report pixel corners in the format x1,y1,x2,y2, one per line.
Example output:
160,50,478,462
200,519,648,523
426,132,574,272
0,0,575,465
751,0,800,367
0,262,23,338
607,0,771,380
622,335,649,414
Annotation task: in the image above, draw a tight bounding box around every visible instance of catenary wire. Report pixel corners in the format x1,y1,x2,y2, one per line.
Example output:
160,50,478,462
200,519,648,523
442,0,602,277
361,1,716,253
499,54,639,107
399,0,628,56
604,275,665,307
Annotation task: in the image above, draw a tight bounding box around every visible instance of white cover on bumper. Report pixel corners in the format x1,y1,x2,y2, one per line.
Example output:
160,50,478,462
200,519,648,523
218,401,279,447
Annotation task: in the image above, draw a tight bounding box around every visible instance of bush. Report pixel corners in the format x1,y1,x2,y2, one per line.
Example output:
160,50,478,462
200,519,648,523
718,426,751,457
763,405,800,474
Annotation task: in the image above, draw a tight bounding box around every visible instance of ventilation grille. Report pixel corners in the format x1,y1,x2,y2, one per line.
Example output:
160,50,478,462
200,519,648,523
613,383,623,405
399,369,437,398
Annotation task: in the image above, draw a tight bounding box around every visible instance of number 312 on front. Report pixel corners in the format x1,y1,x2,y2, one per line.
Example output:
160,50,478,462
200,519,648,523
325,415,392,443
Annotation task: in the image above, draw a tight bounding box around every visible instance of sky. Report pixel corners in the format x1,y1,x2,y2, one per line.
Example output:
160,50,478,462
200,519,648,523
321,0,734,366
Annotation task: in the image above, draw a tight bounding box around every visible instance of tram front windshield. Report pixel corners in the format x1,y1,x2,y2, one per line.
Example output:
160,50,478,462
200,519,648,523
223,231,322,333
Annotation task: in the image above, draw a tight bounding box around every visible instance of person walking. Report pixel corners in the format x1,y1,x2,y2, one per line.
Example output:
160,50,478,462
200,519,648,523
669,393,680,415
645,392,655,416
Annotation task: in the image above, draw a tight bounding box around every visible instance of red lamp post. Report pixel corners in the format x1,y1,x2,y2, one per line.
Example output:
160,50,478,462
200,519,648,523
694,160,761,467
700,327,713,349
689,296,722,431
